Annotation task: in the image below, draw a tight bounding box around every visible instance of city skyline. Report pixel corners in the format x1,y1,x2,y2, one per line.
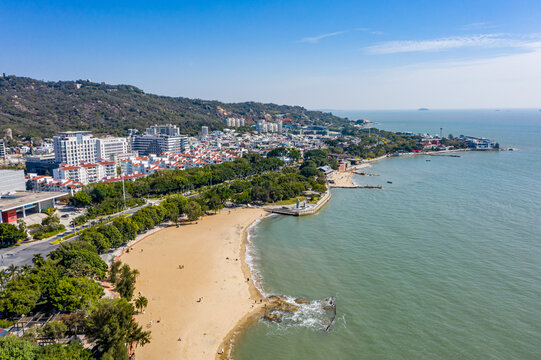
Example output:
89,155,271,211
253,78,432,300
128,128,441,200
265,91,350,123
2,1,541,109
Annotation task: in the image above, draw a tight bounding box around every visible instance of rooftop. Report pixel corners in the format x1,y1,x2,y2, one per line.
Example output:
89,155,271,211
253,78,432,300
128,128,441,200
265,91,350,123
0,191,68,212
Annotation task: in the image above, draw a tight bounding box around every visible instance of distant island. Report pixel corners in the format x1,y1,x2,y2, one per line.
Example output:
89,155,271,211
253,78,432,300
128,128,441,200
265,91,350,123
418,108,430,111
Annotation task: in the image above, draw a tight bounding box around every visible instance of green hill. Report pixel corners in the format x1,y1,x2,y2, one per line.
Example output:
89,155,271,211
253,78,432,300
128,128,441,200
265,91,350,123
0,75,347,138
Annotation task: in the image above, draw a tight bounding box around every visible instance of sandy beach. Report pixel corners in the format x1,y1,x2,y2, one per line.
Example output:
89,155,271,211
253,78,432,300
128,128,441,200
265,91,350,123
121,208,267,360
327,170,357,187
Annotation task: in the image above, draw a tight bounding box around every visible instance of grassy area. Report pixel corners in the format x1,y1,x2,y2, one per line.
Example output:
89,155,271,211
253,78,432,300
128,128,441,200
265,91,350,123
274,196,306,205
309,195,321,204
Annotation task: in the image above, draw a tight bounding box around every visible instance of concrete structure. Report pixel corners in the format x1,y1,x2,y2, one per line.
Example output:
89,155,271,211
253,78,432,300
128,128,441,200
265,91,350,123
53,131,96,165
0,170,26,193
96,137,130,161
0,191,68,223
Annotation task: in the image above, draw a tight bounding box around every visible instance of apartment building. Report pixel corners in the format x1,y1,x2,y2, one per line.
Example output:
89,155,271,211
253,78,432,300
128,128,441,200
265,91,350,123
53,131,97,165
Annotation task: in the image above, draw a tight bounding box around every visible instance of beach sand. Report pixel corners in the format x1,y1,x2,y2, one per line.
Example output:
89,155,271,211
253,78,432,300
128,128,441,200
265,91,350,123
121,208,267,360
327,170,356,187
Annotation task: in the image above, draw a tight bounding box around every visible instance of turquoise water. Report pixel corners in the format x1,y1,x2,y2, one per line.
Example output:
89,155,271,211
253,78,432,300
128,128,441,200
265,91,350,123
234,110,541,360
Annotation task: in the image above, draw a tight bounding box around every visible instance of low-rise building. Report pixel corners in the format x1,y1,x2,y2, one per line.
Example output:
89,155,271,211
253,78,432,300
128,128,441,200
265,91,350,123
52,160,116,185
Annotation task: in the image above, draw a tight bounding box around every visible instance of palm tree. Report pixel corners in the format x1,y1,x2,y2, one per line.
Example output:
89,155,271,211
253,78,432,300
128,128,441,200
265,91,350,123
134,295,148,313
7,264,18,281
0,270,7,289
21,264,31,275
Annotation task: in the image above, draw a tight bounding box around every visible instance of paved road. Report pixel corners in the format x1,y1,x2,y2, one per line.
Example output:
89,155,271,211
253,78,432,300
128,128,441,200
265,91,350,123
0,202,152,269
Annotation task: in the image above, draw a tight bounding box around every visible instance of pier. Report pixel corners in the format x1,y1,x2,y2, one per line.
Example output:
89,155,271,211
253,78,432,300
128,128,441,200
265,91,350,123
267,190,331,216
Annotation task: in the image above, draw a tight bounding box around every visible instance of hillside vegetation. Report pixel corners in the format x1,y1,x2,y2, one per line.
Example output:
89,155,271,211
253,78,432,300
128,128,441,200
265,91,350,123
0,75,346,138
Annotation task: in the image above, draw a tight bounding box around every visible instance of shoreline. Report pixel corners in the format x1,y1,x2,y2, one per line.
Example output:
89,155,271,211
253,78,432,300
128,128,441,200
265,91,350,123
117,148,482,359
120,208,268,360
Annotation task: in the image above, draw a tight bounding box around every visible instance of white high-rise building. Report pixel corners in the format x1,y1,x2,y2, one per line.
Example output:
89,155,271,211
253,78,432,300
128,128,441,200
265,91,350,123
0,139,6,158
277,119,283,133
256,120,267,133
145,124,180,136
223,117,246,127
201,126,209,138
132,125,186,155
96,137,130,161
53,131,96,166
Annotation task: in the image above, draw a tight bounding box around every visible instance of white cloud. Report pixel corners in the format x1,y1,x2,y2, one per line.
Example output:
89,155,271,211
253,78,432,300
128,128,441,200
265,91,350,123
299,27,382,44
365,34,533,54
460,22,497,31
299,31,347,44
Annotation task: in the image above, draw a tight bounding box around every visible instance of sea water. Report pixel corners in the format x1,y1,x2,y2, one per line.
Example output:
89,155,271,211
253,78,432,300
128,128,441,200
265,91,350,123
234,110,541,360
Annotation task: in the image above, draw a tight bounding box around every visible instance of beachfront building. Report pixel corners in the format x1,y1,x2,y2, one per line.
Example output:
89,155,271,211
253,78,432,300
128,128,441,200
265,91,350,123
53,131,97,166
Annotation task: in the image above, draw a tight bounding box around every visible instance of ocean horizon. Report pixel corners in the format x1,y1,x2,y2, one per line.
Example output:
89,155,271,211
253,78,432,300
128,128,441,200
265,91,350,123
235,109,541,359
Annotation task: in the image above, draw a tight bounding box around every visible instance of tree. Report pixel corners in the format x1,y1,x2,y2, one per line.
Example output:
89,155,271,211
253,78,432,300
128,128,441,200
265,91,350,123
49,240,108,279
0,278,41,316
90,183,117,203
131,211,154,231
70,191,92,207
32,254,45,267
161,202,179,223
40,320,67,342
134,295,148,313
109,262,139,300
184,201,203,221
112,218,139,241
0,223,26,247
85,298,151,356
79,230,111,254
288,148,301,162
0,335,35,360
49,277,104,312
97,224,124,248
35,342,92,360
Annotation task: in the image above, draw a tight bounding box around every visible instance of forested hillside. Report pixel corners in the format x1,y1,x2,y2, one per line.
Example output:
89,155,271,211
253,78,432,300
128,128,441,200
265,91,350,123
0,75,347,138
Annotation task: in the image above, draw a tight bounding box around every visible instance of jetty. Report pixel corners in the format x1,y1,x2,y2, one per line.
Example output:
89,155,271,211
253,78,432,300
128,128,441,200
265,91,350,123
267,190,331,216
352,171,380,176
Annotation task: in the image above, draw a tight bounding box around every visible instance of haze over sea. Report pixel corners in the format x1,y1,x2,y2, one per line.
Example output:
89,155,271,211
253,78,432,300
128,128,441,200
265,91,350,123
234,110,541,359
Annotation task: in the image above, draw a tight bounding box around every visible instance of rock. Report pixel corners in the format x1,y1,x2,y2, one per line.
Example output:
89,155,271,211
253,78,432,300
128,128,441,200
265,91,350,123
263,312,283,323
294,298,310,305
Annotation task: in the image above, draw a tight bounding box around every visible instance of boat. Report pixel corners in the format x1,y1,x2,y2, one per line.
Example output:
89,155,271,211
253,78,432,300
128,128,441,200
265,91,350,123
387,181,393,184
426,159,431,162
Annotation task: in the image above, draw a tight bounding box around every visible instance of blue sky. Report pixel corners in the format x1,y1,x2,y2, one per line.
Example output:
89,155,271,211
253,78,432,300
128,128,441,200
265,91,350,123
2,0,541,109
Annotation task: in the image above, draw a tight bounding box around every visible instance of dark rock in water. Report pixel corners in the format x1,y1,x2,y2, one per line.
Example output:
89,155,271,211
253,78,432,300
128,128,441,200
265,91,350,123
267,295,301,312
294,298,311,305
263,312,283,323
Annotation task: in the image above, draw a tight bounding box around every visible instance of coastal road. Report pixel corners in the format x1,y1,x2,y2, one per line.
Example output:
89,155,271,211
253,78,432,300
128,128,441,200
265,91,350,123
0,201,153,269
